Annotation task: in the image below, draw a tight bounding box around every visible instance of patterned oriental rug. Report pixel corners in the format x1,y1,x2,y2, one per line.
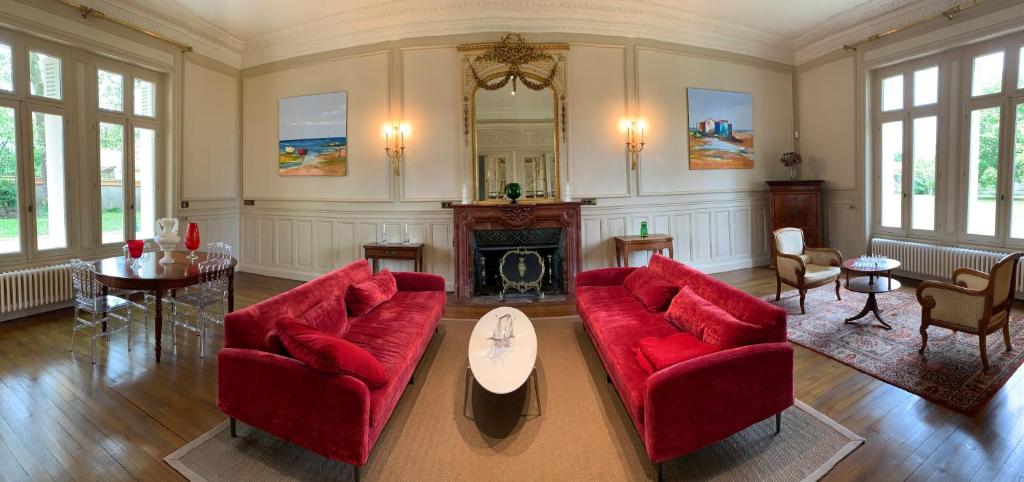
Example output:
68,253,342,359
768,287,1024,414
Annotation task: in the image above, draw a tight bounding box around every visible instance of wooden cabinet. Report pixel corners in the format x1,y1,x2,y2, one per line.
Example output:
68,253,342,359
766,180,824,253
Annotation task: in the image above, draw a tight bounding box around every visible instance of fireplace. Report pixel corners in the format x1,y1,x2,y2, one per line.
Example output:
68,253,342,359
472,227,563,298
450,202,581,299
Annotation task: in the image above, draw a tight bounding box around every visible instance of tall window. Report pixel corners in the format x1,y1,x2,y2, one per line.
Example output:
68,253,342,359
965,37,1024,244
0,104,19,254
0,39,70,259
95,63,159,245
873,32,1024,248
874,60,943,235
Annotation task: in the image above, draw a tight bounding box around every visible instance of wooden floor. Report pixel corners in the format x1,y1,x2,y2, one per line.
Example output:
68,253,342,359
0,268,1021,480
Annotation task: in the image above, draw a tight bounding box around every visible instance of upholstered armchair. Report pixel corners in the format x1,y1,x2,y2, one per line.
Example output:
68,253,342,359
917,252,1021,371
772,227,842,314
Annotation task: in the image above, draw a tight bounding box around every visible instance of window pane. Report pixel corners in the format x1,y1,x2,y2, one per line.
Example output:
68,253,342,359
1019,46,1024,90
911,116,937,231
29,51,61,100
967,107,1000,236
881,75,903,111
0,43,12,92
134,127,156,239
1012,103,1024,239
913,66,938,106
880,121,903,228
134,79,155,117
0,106,19,253
33,112,66,250
97,70,123,112
99,122,124,244
971,51,1004,96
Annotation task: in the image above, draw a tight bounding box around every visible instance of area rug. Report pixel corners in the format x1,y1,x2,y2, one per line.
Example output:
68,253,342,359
769,287,1024,414
167,317,863,481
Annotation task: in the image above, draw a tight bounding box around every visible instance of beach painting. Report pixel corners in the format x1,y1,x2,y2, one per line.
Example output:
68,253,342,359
278,91,348,176
687,88,754,170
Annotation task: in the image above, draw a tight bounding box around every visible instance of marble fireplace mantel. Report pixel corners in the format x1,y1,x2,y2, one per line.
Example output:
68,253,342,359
449,202,582,299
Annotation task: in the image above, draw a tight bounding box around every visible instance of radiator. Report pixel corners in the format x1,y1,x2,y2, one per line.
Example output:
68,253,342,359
870,238,1024,295
0,263,74,316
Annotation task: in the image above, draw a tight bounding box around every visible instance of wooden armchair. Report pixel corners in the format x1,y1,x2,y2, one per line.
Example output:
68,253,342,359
772,227,842,314
917,252,1021,371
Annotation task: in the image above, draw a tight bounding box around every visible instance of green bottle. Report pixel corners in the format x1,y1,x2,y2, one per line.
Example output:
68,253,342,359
640,220,648,238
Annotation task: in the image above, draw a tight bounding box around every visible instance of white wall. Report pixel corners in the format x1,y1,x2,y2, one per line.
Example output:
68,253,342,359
796,54,864,259
237,35,795,286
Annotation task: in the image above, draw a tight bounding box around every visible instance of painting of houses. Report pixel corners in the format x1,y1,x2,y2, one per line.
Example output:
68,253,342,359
687,88,753,169
278,91,348,176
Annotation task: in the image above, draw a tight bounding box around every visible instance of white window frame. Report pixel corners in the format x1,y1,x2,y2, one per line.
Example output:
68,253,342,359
0,33,72,264
89,57,163,246
959,34,1024,247
872,53,949,239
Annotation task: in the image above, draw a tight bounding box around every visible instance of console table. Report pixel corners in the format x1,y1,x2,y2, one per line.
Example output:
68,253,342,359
363,243,424,272
614,235,673,267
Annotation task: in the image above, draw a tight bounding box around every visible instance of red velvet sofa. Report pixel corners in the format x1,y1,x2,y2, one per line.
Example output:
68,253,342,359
217,259,445,476
576,254,793,474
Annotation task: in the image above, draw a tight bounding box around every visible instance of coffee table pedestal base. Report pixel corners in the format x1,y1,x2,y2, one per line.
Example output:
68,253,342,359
844,292,892,330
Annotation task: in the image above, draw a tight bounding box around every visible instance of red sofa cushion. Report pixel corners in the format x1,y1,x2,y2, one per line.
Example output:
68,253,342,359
637,332,717,372
346,290,445,430
666,287,766,349
623,268,679,312
346,269,398,317
275,316,389,387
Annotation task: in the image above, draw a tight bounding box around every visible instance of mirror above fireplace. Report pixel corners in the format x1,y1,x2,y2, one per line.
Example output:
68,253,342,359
461,34,568,203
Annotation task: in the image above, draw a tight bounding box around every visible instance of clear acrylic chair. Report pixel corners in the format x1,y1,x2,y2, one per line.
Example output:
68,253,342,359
69,259,133,364
170,258,233,357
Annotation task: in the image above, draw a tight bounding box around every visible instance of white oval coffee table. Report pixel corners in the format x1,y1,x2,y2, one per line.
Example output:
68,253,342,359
464,307,541,417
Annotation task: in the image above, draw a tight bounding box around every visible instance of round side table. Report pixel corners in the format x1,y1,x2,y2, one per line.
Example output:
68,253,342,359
841,257,901,330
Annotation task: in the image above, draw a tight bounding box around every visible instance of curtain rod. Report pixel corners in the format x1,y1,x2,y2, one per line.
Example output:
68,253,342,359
842,1,981,51
57,0,193,54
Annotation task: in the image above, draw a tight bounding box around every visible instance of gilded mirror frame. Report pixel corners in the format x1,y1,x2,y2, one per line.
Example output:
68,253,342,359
460,34,568,203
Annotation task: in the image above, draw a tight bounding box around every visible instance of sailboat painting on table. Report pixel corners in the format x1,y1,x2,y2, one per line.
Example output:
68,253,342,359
687,88,754,170
278,91,348,176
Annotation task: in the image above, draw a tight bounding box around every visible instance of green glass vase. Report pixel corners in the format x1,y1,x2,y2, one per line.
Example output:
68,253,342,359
504,183,522,203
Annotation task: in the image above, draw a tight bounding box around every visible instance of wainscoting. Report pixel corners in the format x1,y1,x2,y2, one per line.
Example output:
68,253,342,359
237,207,456,289
234,192,773,290
581,195,771,272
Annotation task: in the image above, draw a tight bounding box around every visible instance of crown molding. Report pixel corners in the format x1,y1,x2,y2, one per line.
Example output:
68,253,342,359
83,0,244,68
240,1,794,68
793,0,961,65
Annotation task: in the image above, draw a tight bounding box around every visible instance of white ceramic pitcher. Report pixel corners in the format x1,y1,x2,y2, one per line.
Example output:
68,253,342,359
154,217,180,264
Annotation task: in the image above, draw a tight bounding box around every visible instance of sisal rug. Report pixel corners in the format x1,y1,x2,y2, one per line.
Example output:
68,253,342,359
769,287,1024,414
167,317,863,481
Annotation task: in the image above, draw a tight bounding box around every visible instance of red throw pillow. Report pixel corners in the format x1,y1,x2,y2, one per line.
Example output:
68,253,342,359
275,316,389,387
637,332,716,371
301,293,349,337
635,348,655,375
623,268,680,312
346,269,398,316
666,287,765,349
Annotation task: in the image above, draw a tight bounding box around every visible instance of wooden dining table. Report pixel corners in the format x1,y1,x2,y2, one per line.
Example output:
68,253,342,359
93,251,237,362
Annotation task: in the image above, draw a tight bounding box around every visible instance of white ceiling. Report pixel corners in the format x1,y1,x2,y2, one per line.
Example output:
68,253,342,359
93,0,962,68
170,0,880,41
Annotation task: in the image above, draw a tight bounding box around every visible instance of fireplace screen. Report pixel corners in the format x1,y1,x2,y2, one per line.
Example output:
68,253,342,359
472,228,563,298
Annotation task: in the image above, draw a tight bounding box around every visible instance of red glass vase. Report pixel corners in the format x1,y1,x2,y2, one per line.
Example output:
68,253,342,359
126,240,144,269
184,222,200,260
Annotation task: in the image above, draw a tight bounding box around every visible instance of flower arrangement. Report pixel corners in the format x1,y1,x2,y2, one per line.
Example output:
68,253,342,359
779,152,802,180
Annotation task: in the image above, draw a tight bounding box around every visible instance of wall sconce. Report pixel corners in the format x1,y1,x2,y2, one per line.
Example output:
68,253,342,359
384,123,408,176
622,119,646,170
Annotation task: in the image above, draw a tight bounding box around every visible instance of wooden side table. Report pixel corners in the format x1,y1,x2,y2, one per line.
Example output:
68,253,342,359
613,235,673,267
363,243,424,272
